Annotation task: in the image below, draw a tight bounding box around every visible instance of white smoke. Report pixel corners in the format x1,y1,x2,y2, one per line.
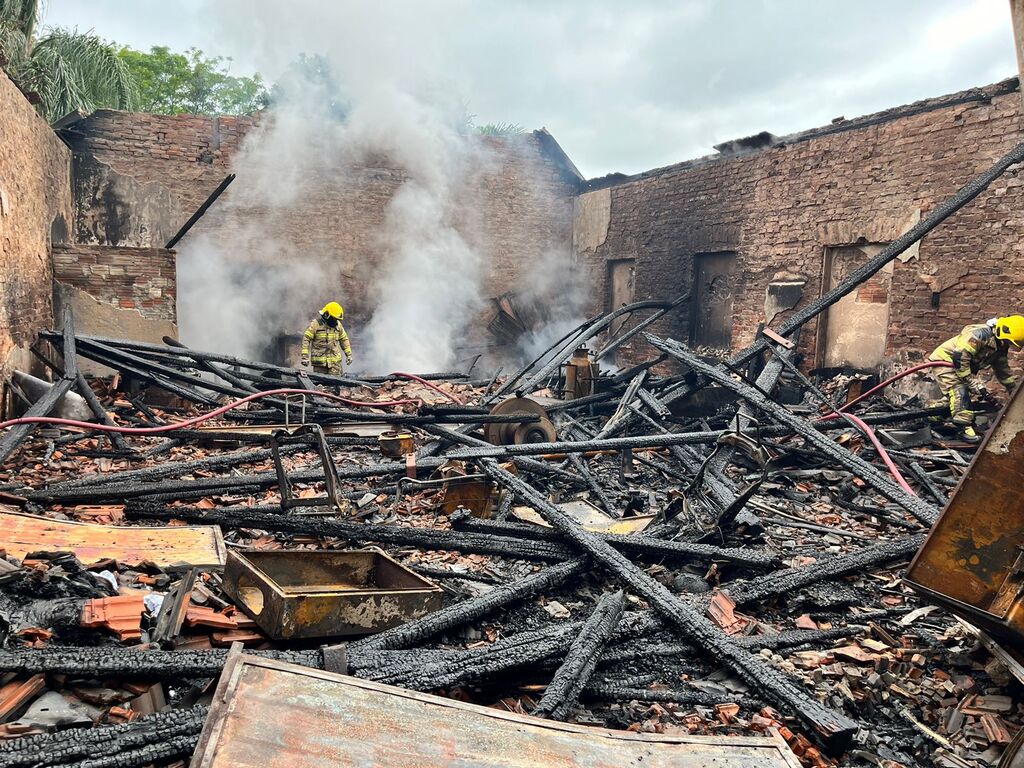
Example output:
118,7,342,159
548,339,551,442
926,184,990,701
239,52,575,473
512,248,589,365
340,82,490,372
176,1,572,374
174,32,492,371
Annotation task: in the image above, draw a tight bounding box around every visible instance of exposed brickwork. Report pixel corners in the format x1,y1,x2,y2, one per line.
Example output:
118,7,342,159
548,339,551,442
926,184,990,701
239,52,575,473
52,244,176,322
578,79,1024,371
64,113,578,341
0,69,73,376
64,111,253,246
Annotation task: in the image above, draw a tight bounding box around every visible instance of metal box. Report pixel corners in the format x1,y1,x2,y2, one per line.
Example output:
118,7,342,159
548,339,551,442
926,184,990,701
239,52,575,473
223,548,443,640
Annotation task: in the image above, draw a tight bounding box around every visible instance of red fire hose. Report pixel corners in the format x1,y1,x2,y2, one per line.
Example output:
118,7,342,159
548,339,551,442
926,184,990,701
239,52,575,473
0,388,421,436
813,360,954,496
837,360,954,414
388,372,463,404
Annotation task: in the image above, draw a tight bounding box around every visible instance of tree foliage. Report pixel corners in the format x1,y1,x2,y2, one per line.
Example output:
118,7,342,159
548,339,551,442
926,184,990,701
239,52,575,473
118,46,268,115
268,53,348,120
0,0,137,121
475,122,526,137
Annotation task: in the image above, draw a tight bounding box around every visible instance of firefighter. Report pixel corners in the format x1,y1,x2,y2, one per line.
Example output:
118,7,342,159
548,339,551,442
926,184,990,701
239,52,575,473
928,315,1024,443
300,302,353,375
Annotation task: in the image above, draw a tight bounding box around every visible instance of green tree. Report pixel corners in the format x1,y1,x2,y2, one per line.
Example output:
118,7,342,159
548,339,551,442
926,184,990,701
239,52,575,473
0,0,137,121
118,46,268,115
268,53,348,120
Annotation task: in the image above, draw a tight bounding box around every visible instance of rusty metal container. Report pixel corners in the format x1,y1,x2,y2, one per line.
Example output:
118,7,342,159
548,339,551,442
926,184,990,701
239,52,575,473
223,548,442,640
442,476,496,518
906,383,1024,647
379,431,414,458
561,346,598,400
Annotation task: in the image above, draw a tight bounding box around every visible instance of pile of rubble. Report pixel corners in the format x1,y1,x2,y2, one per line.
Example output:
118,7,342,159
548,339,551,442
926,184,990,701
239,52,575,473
2,152,1024,764
0,290,1019,768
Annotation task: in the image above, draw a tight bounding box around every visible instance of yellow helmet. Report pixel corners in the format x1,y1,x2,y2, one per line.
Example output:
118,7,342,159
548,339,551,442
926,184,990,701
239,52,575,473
321,302,344,321
995,315,1024,348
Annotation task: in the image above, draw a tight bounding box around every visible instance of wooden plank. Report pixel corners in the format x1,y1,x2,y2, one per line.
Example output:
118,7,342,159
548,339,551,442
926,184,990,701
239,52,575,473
0,510,225,569
190,653,802,768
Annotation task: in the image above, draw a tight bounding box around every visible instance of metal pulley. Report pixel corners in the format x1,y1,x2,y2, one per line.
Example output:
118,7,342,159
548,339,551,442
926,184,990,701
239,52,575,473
484,396,556,446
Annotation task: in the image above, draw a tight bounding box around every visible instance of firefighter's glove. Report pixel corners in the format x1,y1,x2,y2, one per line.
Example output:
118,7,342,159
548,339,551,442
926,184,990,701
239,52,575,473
300,357,310,369
346,354,354,366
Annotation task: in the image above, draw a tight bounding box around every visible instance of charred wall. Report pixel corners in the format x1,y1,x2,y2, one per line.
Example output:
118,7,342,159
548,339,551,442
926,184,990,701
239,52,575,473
0,69,73,380
62,111,252,247
578,78,1024,371
63,113,578,349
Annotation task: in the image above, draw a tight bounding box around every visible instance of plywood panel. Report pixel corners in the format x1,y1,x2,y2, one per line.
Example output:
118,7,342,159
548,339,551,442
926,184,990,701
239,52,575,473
0,510,225,569
192,653,802,768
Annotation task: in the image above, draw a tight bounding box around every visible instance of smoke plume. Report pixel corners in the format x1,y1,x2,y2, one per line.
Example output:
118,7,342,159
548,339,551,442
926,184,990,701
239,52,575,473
177,1,574,374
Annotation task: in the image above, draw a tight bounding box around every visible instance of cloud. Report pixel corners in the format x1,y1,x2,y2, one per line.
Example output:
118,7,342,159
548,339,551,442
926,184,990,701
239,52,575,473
44,0,1018,176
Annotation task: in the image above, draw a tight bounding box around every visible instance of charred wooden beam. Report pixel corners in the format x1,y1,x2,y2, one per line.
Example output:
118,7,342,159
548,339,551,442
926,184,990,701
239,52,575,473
599,624,868,670
582,682,758,708
906,461,949,504
0,647,320,679
363,621,579,691
481,459,858,754
645,334,939,526
353,558,589,651
448,511,781,571
165,173,235,248
160,335,258,394
45,446,296,490
566,453,618,515
444,429,730,460
0,705,206,768
728,533,926,606
127,503,574,561
31,457,449,503
74,372,130,454
0,307,79,465
533,590,624,720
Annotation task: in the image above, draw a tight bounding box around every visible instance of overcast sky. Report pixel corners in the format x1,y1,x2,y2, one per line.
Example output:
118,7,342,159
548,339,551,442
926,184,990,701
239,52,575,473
43,0,1019,178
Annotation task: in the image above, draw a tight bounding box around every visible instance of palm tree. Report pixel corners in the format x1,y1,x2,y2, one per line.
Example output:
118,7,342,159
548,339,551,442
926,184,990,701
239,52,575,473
0,0,137,121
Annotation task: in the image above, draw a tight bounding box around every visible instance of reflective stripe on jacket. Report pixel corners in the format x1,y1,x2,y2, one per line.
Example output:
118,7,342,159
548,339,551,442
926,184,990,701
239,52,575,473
301,317,352,364
929,323,1016,388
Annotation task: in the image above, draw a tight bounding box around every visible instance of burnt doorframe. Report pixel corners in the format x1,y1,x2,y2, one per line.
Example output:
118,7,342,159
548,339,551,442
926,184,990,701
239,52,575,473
815,241,890,370
606,258,636,339
689,251,737,349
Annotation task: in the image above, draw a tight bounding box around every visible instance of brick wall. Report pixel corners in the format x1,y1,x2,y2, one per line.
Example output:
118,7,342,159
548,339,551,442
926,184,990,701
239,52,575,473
52,244,176,321
62,113,578,350
578,79,1024,371
0,69,73,378
63,111,253,247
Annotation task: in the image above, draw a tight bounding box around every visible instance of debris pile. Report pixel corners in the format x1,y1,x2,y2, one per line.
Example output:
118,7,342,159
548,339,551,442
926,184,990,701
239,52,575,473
3,148,1024,765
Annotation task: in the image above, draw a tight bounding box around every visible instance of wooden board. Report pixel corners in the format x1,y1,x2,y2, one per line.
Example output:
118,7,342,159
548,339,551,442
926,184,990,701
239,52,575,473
0,510,225,569
191,651,802,768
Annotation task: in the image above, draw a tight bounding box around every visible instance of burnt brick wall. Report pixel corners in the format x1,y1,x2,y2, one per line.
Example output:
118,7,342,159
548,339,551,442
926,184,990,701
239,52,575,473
64,111,253,247
0,69,73,377
63,113,577,342
578,79,1024,371
52,244,176,322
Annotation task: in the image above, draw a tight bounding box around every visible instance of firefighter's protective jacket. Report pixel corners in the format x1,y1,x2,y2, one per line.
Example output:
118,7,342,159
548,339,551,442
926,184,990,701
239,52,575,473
929,323,1017,390
301,317,352,367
